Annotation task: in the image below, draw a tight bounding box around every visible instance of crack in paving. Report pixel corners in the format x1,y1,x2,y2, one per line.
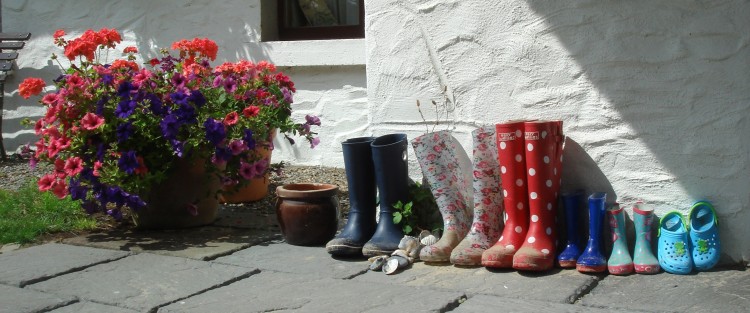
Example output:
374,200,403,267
35,298,81,313
148,269,261,313
441,294,468,313
569,274,603,304
20,253,131,288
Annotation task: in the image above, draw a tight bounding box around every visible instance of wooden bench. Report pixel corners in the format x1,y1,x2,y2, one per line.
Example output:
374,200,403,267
0,31,31,159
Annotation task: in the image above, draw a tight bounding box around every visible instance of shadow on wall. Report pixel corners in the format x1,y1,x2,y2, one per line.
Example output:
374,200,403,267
524,0,750,263
560,138,615,203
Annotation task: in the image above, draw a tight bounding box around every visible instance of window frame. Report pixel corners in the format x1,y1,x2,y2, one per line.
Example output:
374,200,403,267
277,0,365,41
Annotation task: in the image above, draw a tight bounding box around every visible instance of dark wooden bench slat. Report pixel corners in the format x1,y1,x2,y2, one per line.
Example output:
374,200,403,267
0,33,31,41
0,42,24,49
0,53,18,60
0,60,12,71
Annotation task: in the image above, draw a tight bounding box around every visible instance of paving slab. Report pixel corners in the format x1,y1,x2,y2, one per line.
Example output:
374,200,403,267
0,243,129,287
214,205,280,229
158,271,465,313
0,285,76,313
214,241,370,279
354,263,599,303
48,301,140,313
580,269,750,312
64,226,280,260
27,253,257,313
453,294,639,312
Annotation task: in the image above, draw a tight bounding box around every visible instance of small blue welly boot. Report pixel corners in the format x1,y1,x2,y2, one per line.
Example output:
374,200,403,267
557,191,584,268
607,203,634,275
577,192,607,273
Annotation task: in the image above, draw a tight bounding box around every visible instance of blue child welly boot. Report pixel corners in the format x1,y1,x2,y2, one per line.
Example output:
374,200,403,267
361,134,409,257
607,203,634,275
326,137,377,256
577,192,607,273
557,190,584,268
632,202,660,274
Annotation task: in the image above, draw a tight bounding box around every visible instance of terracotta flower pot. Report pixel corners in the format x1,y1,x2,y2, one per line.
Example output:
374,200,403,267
222,131,276,203
133,158,220,229
275,183,339,246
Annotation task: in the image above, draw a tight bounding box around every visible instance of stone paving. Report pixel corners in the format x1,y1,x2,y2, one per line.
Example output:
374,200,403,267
1,221,748,312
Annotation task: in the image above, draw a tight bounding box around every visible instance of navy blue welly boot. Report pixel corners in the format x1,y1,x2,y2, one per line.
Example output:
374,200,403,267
362,134,408,257
558,190,584,268
326,137,377,256
576,192,607,273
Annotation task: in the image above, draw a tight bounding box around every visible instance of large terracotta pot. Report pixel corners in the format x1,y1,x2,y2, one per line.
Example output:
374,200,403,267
275,183,339,246
132,158,220,229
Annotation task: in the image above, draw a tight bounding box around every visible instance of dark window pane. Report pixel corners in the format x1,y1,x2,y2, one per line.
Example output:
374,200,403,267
284,0,361,28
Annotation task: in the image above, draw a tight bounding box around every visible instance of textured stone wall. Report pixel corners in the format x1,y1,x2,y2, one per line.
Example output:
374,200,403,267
366,0,750,264
2,0,367,168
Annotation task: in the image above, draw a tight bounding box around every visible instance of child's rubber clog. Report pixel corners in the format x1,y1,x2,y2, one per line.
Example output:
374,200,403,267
689,201,721,271
657,211,692,275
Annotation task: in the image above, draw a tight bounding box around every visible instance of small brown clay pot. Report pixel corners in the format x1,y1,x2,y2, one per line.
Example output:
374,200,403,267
275,183,339,246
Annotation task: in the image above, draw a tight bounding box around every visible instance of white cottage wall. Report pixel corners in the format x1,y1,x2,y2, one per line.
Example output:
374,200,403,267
2,0,368,169
365,0,750,265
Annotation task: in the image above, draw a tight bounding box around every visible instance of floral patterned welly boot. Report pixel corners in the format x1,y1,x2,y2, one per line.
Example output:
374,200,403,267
450,126,502,266
632,202,660,274
512,120,564,271
482,121,529,268
607,203,634,275
412,131,473,263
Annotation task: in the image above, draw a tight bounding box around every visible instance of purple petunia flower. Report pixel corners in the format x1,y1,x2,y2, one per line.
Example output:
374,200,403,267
251,159,268,177
228,140,247,155
118,151,139,175
214,146,232,162
96,96,110,115
175,102,196,123
170,139,184,157
171,73,186,88
243,129,256,150
117,81,134,98
170,91,189,105
188,90,206,107
281,87,293,103
222,76,237,93
204,118,226,146
145,93,165,115
107,209,123,220
239,161,255,180
160,114,180,140
101,74,113,86
305,114,321,126
310,137,321,149
116,122,134,143
115,99,136,118
68,178,88,201
125,193,146,210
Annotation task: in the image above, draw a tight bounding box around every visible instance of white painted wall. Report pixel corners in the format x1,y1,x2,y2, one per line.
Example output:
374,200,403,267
366,0,750,264
2,0,367,169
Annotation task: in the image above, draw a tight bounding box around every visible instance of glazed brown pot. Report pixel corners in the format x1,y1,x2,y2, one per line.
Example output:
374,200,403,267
133,158,220,229
275,183,340,246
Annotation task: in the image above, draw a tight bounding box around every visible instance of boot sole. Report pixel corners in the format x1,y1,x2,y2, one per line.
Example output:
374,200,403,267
362,247,396,258
634,264,661,274
481,254,514,268
577,264,607,273
326,244,364,256
557,260,577,268
608,263,634,275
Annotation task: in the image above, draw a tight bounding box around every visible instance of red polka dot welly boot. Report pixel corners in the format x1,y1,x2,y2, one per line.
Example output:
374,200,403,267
481,121,530,268
512,120,564,271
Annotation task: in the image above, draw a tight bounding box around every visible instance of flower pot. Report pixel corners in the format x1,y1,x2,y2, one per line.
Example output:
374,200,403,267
275,183,339,246
132,158,220,229
222,131,276,203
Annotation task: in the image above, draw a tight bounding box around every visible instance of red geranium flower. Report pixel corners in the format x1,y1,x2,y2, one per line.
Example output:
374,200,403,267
18,78,45,99
123,46,138,54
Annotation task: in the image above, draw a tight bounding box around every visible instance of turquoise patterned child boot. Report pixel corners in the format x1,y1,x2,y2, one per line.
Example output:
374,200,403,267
632,202,660,274
607,203,633,275
658,211,692,275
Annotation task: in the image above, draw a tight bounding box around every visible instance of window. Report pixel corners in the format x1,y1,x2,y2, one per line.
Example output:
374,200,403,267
272,0,364,41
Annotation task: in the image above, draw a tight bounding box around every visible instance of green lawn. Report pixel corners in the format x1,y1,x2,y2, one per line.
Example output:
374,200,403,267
0,180,97,244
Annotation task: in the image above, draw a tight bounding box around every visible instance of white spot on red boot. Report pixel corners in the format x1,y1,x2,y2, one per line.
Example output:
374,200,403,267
542,249,550,254
529,168,536,176
546,180,552,187
527,143,534,151
546,227,552,235
528,237,536,243
530,192,538,199
531,215,539,222
500,142,506,149
515,154,522,162
517,202,523,210
515,226,522,233
501,166,506,174
544,156,550,164
516,179,523,186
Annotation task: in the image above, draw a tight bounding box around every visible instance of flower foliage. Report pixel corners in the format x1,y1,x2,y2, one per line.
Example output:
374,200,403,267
20,28,320,219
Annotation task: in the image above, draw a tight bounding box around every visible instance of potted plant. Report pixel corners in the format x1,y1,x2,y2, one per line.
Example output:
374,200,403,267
18,28,321,228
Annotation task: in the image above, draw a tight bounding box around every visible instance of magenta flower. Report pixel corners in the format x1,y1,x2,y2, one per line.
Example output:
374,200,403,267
228,140,247,155
80,113,104,130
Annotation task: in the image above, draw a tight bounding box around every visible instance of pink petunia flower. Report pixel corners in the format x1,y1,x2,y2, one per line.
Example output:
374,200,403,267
50,180,68,199
38,174,56,191
64,157,84,177
80,113,105,130
228,140,247,155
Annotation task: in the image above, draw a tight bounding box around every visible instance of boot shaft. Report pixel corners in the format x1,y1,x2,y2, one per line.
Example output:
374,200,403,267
342,137,377,214
608,203,628,245
371,134,410,215
562,191,584,244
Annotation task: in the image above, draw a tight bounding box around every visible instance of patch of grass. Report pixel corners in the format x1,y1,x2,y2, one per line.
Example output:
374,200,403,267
0,179,97,244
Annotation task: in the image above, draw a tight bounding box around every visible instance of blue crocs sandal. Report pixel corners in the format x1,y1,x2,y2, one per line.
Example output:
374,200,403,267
689,201,721,271
658,211,692,274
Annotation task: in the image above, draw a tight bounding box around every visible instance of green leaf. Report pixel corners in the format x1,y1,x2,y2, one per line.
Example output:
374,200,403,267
393,212,403,224
403,225,413,235
404,202,413,213
393,201,403,210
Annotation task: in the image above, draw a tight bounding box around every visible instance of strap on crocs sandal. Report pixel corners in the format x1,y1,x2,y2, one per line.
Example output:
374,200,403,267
658,211,687,237
690,201,718,232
